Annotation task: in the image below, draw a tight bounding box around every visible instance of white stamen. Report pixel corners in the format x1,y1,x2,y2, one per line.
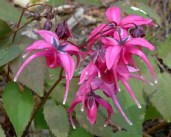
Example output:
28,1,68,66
14,78,17,82
62,100,66,105
154,80,158,84
81,105,84,112
72,125,76,129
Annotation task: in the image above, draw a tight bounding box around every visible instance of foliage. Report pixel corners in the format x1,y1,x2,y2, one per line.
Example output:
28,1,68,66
0,0,170,137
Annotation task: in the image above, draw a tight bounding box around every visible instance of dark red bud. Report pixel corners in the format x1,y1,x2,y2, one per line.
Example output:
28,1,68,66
130,25,145,38
43,20,52,30
55,21,72,40
44,12,54,20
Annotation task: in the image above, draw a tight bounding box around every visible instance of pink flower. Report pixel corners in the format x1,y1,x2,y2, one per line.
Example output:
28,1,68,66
106,6,154,29
14,30,80,104
68,80,113,129
87,6,154,50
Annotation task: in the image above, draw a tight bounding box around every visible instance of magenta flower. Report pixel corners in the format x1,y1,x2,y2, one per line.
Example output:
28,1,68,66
106,6,154,29
68,80,113,129
87,6,154,50
14,30,80,104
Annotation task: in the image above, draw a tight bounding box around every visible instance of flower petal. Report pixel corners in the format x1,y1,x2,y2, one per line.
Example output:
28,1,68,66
36,30,59,45
58,53,75,80
14,51,51,82
68,96,83,129
101,37,119,46
95,96,113,126
85,96,98,125
120,15,153,28
105,46,121,69
125,38,155,50
26,40,53,52
121,79,141,108
128,48,157,81
106,6,121,24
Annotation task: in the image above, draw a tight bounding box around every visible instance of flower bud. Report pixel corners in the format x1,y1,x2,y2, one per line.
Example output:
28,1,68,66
55,21,72,40
130,25,145,38
43,20,52,30
44,12,54,20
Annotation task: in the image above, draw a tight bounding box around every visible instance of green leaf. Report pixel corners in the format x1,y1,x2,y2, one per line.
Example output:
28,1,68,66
69,128,93,137
0,19,12,40
113,131,141,137
0,46,20,67
145,103,161,120
34,108,48,129
158,35,171,69
144,73,171,122
47,0,65,6
3,82,34,137
75,0,102,6
134,2,161,25
113,1,161,24
43,99,70,137
0,126,5,137
76,110,113,137
0,0,26,23
10,36,47,97
108,78,146,137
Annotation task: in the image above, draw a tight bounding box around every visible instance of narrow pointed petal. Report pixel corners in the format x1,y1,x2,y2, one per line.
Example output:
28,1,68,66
130,74,153,85
58,53,75,80
14,51,51,82
95,96,113,126
63,79,70,104
105,46,121,69
106,6,121,24
121,79,141,108
26,40,53,52
125,38,155,50
120,15,153,28
69,96,83,129
128,48,157,81
36,30,59,44
111,94,132,125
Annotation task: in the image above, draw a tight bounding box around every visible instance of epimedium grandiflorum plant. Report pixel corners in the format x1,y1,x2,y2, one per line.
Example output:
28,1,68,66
1,2,158,137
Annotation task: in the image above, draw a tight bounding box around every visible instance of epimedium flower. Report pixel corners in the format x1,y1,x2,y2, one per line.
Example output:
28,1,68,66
68,79,113,129
87,6,154,50
14,30,80,104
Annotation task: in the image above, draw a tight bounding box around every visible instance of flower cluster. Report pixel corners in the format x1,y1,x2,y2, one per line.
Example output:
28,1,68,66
14,6,157,128
69,6,157,128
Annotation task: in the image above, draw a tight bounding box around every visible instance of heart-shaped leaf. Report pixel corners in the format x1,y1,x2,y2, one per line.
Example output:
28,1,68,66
3,82,34,137
0,46,20,67
43,99,70,137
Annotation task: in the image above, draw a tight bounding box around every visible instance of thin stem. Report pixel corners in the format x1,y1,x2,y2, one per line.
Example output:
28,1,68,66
12,8,25,43
22,68,63,137
80,21,116,49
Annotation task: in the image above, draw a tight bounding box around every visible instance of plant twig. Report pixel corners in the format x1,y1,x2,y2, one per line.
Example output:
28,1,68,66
22,68,63,137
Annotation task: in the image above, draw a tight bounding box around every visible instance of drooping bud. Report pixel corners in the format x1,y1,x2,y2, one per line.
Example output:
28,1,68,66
55,21,72,40
44,12,54,20
130,25,145,38
43,20,52,30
